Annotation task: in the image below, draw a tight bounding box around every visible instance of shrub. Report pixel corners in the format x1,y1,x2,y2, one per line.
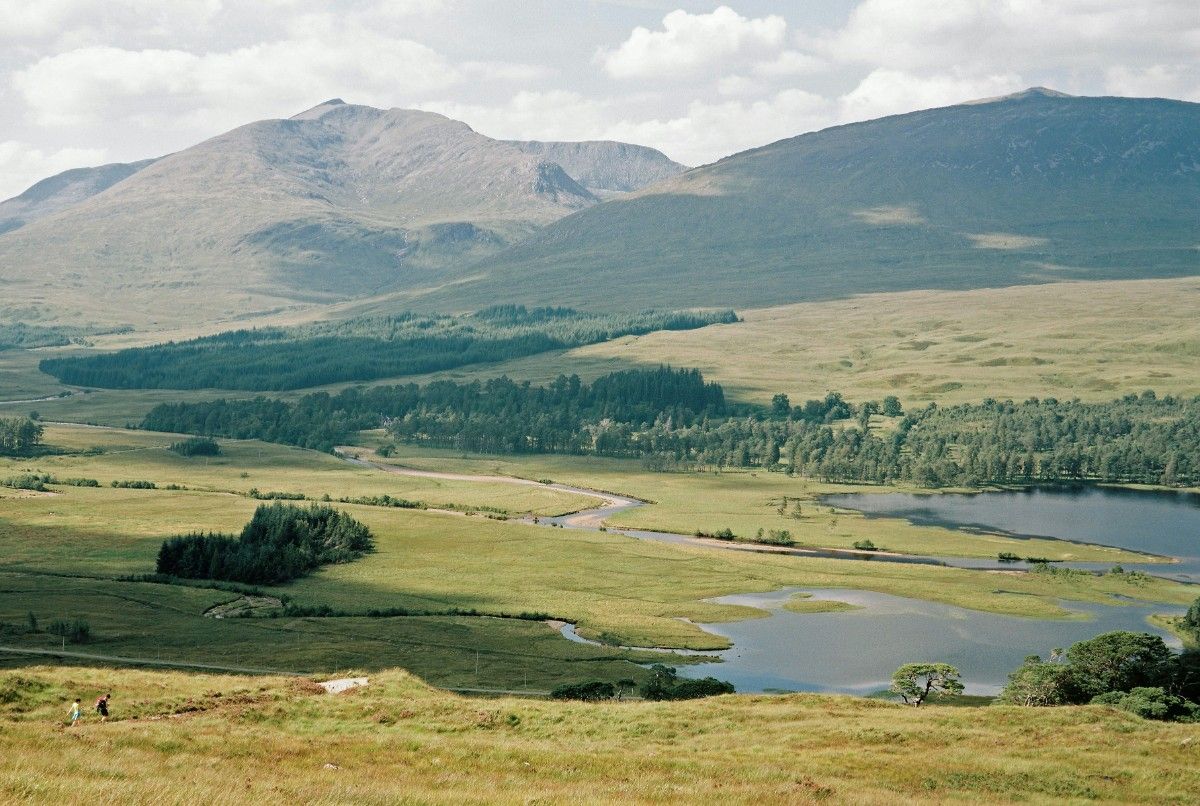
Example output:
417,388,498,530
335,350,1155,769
997,552,1021,562
758,529,794,546
2,474,49,491
640,665,734,700
111,479,156,489
1092,687,1200,721
248,488,306,501
551,681,616,701
57,477,100,487
695,528,736,541
853,539,877,551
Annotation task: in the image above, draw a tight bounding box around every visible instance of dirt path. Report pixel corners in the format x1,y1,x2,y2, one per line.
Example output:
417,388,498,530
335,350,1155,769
332,449,954,568
335,447,638,513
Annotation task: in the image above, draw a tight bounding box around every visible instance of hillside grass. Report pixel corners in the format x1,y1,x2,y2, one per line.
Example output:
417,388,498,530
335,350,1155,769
397,277,1200,407
0,573,652,689
2,665,1198,804
3,424,595,520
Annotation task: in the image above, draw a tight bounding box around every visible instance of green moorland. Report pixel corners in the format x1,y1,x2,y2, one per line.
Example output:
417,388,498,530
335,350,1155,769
398,277,1200,408
1,425,1194,675
4,278,1198,428
3,665,1199,804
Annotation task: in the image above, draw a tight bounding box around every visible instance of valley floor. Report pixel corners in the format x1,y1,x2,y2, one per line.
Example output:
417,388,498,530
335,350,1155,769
1,424,1195,693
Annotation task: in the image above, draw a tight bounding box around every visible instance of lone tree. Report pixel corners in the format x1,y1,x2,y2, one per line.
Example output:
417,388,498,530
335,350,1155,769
891,663,964,706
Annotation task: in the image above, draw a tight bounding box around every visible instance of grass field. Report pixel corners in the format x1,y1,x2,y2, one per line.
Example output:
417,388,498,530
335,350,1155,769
2,665,1198,804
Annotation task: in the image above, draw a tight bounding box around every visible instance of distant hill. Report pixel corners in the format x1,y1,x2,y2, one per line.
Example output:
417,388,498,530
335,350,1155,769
0,100,680,326
418,89,1200,311
0,158,157,235
506,140,685,195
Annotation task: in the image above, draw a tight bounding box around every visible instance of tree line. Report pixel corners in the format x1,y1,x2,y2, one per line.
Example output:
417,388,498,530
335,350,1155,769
141,366,729,453
40,306,737,391
156,503,374,585
140,371,1200,487
0,417,43,456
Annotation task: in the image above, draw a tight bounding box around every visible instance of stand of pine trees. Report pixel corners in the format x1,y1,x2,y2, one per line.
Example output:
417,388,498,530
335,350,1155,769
156,503,373,584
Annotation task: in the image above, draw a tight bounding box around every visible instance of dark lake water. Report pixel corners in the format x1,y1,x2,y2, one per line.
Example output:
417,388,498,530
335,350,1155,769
677,587,1185,695
823,486,1200,581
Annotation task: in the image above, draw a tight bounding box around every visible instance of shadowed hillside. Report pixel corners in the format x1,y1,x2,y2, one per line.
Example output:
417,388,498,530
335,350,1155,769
421,89,1200,311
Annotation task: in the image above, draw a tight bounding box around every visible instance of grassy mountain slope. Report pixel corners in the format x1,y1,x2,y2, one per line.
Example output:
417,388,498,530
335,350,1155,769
0,101,676,327
2,665,1198,804
420,89,1200,311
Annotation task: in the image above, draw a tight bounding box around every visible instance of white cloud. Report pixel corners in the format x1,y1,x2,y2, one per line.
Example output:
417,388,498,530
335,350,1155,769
606,89,831,165
601,6,786,79
0,141,108,200
12,28,459,131
825,0,1200,74
752,50,824,77
838,69,1024,123
1105,64,1200,102
0,0,222,44
716,75,763,97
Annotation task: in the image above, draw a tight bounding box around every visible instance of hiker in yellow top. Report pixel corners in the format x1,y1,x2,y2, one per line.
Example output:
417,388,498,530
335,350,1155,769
68,698,82,726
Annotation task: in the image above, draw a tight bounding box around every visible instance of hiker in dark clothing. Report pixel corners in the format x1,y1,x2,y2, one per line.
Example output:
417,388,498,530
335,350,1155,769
95,693,110,722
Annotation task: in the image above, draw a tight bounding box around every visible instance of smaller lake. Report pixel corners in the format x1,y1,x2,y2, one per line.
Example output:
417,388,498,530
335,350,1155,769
823,486,1200,581
676,588,1184,695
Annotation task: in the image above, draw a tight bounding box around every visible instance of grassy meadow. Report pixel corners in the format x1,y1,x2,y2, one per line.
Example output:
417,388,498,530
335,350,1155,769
2,665,1198,804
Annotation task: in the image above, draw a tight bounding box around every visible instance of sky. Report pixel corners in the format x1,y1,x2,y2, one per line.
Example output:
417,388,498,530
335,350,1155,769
1,0,1197,199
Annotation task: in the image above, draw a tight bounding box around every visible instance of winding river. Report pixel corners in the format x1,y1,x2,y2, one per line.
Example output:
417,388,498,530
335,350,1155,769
344,452,1195,694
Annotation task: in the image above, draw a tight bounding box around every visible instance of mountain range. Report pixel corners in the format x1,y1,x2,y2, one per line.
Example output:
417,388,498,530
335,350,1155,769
1,89,1196,327
0,99,682,325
